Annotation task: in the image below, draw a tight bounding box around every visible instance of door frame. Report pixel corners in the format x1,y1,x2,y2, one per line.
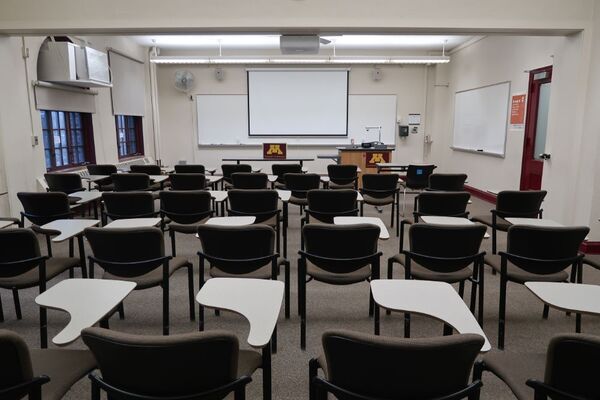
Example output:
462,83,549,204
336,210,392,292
519,65,553,190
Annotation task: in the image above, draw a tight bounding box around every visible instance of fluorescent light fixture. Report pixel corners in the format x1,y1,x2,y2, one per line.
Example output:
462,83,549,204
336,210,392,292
150,55,450,65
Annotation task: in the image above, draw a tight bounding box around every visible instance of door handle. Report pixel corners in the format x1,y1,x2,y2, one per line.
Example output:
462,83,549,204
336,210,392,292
539,153,551,160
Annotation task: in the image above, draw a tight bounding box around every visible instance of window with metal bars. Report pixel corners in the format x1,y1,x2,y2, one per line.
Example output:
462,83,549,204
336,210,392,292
115,115,144,159
40,110,95,171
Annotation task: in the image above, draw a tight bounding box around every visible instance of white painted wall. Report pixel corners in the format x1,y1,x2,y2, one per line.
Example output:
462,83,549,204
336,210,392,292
156,63,428,174
426,33,600,238
0,35,154,215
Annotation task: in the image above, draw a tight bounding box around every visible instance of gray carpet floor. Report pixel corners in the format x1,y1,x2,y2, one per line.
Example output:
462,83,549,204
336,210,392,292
3,194,600,399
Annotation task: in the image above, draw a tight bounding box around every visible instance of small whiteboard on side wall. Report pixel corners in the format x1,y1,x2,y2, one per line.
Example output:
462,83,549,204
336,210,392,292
452,82,510,157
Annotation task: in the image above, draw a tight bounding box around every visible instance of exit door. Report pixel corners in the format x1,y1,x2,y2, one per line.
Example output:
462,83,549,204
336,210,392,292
520,66,552,190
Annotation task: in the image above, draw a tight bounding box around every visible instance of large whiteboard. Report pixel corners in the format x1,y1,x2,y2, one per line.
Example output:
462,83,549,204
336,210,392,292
196,94,396,145
452,82,510,156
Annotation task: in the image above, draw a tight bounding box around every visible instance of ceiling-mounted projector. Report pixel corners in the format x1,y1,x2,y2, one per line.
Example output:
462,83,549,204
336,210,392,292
280,35,330,55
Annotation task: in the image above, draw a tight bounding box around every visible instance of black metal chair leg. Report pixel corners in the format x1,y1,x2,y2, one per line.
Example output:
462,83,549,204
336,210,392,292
386,258,394,315
404,312,411,338
284,261,290,319
542,304,549,319
170,230,177,257
187,264,195,321
459,281,465,299
12,288,22,320
0,293,4,322
498,272,507,350
299,258,307,350
117,302,125,320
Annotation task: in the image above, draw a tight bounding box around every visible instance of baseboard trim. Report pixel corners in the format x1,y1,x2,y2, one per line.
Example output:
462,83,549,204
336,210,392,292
464,185,497,203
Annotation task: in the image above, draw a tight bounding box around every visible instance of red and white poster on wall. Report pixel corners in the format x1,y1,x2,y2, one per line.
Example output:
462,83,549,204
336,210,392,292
510,93,527,129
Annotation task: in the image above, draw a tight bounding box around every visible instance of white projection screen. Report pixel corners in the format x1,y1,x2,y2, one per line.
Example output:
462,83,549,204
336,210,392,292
247,69,349,136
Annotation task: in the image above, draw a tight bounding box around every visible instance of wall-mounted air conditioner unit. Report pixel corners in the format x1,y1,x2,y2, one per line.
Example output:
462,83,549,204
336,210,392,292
37,41,112,88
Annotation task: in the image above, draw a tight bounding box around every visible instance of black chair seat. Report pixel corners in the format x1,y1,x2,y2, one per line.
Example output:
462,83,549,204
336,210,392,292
168,218,210,234
30,348,97,400
583,254,600,270
362,194,394,206
209,257,286,280
410,263,473,283
389,254,472,283
103,256,190,289
274,182,287,189
471,215,511,231
0,257,78,289
478,351,546,400
224,181,234,190
289,195,308,206
485,255,569,283
329,182,355,189
307,263,371,285
238,349,263,377
210,264,272,279
96,183,115,192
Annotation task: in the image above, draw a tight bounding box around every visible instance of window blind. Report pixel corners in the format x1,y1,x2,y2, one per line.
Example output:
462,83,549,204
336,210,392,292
109,50,146,116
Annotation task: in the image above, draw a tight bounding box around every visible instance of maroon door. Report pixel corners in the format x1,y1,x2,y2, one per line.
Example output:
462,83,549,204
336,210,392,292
520,66,552,190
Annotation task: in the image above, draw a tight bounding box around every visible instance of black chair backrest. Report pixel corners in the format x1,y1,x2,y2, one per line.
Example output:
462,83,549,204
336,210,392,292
174,164,205,174
0,229,43,277
102,192,155,220
81,327,239,398
111,173,150,192
302,224,379,272
321,330,483,399
272,164,302,184
44,173,83,194
169,173,206,190
196,225,275,272
87,164,117,176
231,172,268,189
327,165,358,186
505,225,589,274
227,190,279,223
159,190,212,224
0,329,37,396
428,173,467,191
415,192,470,219
542,333,600,399
306,189,358,223
408,223,486,272
85,227,166,276
284,173,321,199
17,192,71,225
221,164,252,183
496,190,547,217
130,164,161,175
361,174,399,198
405,164,437,189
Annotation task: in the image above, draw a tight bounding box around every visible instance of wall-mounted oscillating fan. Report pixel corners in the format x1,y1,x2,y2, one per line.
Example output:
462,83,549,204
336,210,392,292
174,70,195,92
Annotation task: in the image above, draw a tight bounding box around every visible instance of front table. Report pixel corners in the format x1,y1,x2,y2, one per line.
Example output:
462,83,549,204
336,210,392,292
371,280,491,352
35,278,136,347
197,278,283,400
